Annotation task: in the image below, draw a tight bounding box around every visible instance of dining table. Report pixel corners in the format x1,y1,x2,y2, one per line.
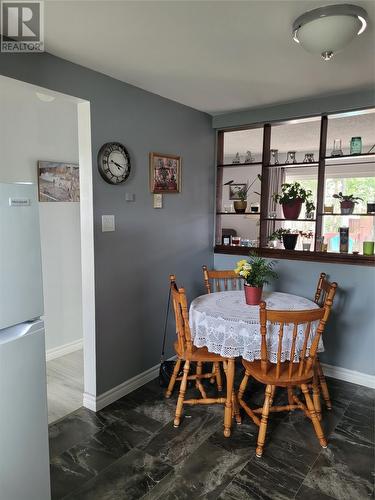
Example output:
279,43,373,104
188,290,322,434
189,290,323,363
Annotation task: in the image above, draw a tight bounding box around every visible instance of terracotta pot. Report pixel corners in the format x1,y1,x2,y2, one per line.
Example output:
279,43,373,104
282,233,298,250
282,199,303,219
244,284,263,305
234,200,247,213
340,200,355,215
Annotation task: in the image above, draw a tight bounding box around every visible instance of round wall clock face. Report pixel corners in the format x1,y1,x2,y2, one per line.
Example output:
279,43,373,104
97,142,131,184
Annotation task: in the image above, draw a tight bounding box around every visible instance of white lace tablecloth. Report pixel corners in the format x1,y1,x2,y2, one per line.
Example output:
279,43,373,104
189,291,323,362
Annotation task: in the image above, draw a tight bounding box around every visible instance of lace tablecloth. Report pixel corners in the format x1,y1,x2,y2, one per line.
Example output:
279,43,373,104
189,291,323,362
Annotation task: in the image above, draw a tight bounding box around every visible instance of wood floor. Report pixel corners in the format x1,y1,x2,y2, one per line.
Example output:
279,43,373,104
47,349,84,424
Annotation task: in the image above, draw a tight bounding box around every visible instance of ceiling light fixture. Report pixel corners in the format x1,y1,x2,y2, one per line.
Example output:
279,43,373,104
292,4,368,61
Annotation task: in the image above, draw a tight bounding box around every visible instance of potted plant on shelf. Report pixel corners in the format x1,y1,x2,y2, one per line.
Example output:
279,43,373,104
226,174,261,214
299,230,314,251
272,182,314,220
234,253,278,305
305,200,315,219
280,228,299,250
333,192,363,215
268,228,289,248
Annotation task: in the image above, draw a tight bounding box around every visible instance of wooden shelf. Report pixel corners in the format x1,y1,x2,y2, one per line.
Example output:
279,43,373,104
214,245,375,266
262,218,316,222
325,153,375,162
217,212,260,215
319,213,375,216
265,162,319,168
217,162,262,168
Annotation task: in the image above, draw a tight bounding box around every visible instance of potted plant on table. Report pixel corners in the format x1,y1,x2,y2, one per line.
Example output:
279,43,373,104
272,182,315,220
234,253,278,305
333,192,363,215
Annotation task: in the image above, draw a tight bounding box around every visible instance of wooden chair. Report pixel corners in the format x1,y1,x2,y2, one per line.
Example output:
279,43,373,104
313,273,338,411
202,265,243,384
167,274,237,437
238,291,335,457
202,265,243,294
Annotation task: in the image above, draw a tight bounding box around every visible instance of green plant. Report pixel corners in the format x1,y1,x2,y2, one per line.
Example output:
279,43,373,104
305,200,315,214
332,192,363,204
299,230,314,239
272,181,314,207
234,253,278,287
268,228,291,241
227,174,261,202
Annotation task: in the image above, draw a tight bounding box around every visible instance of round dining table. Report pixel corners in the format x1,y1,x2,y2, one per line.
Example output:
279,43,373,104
189,290,323,362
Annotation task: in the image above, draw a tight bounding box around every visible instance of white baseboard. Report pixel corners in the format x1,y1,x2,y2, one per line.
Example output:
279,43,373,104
46,338,83,362
321,363,375,389
83,356,176,412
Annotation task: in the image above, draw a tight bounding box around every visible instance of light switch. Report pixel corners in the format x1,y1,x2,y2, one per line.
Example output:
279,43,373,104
102,215,115,232
153,194,163,209
125,193,135,202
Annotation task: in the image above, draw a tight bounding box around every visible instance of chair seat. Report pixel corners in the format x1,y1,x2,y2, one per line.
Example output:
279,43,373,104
242,358,314,386
174,341,226,362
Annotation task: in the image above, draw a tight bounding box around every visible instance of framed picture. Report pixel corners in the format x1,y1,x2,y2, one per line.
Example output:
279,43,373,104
229,183,246,200
38,161,80,202
149,152,181,193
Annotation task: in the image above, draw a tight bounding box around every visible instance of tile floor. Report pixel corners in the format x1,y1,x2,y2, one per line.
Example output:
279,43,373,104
47,349,84,423
49,367,374,500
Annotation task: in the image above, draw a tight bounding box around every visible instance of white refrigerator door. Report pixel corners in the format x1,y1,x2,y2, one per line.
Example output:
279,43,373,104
0,320,51,500
0,183,44,329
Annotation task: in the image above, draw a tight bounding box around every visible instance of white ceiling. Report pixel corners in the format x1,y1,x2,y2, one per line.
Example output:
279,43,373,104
44,0,375,115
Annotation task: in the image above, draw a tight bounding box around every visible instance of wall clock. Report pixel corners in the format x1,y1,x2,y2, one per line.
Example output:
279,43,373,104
97,142,131,184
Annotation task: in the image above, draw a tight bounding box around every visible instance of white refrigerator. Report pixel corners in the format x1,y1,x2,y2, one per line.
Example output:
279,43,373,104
0,182,51,500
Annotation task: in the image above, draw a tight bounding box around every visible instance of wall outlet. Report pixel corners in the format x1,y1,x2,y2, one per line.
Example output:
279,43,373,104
153,194,163,209
101,215,115,232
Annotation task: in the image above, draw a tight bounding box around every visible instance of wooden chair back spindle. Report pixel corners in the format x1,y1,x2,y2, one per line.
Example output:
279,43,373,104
170,275,193,355
202,265,242,294
314,272,337,308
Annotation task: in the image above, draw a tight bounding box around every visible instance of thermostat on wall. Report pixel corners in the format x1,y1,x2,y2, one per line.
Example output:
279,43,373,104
153,194,163,209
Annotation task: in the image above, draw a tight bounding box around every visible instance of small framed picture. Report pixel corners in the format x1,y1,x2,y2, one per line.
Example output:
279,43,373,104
149,152,181,193
229,183,246,200
38,161,80,202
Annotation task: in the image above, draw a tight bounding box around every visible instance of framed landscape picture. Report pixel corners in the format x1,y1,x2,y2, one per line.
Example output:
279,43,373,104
38,161,80,202
229,183,246,200
149,152,181,193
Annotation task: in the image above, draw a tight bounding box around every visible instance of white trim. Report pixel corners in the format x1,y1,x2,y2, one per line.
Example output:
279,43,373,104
46,338,83,362
83,356,177,412
322,363,375,389
83,363,159,412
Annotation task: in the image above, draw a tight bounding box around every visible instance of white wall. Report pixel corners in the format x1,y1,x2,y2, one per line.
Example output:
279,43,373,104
0,77,82,351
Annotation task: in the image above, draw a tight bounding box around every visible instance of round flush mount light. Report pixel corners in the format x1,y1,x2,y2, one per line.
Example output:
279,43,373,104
292,4,368,61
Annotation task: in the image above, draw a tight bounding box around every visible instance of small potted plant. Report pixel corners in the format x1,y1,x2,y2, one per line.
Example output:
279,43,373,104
305,200,315,219
299,230,314,251
333,192,363,215
268,228,289,248
234,253,278,305
280,228,299,250
272,182,314,220
226,174,261,214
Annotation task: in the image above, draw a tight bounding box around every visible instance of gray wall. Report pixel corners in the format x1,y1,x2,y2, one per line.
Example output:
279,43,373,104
0,53,215,394
215,253,375,376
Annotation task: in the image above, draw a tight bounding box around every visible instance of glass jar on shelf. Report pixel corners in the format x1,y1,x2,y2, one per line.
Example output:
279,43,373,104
331,139,343,157
350,137,362,155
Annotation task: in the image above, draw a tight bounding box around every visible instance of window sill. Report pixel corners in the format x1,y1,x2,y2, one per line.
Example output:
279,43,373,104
214,245,375,267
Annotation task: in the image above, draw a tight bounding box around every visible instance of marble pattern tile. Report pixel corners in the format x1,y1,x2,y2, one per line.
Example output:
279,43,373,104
303,428,374,499
140,409,222,466
65,448,172,500
47,375,374,500
219,438,318,500
142,440,251,500
49,407,104,459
